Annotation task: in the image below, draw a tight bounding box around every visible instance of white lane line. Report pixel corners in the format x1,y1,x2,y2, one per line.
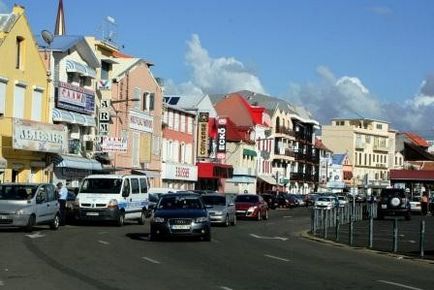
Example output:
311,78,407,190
0,280,4,286
264,254,290,262
219,286,233,290
142,257,161,264
25,232,45,239
377,280,424,290
250,234,288,241
283,216,292,218
98,240,110,245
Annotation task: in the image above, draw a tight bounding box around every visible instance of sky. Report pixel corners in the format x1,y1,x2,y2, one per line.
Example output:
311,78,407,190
2,0,434,136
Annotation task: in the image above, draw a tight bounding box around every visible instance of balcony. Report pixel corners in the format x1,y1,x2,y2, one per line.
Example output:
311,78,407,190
275,126,295,137
373,143,388,152
355,141,365,150
274,147,295,161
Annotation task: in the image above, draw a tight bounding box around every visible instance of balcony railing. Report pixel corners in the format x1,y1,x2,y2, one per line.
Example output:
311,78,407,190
355,141,365,149
373,143,388,152
275,126,295,136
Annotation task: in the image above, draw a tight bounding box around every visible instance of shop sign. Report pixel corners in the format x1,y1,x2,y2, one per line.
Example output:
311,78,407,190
162,163,198,181
13,119,67,154
129,111,153,133
197,112,209,158
100,136,128,152
216,118,227,159
56,81,95,114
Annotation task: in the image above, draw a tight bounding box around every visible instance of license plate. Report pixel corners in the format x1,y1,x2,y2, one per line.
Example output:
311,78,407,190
381,204,387,209
86,212,99,216
236,210,245,213
0,215,7,220
171,225,190,230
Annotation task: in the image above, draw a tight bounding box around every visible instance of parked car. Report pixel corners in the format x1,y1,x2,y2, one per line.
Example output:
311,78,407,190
409,196,422,214
377,188,411,220
260,193,278,209
234,194,268,220
291,194,306,207
275,193,297,208
150,193,211,241
337,196,348,208
202,194,236,226
0,183,60,232
314,196,339,210
305,194,318,207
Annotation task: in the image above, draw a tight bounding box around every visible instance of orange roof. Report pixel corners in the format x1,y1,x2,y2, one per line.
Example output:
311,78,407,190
315,138,332,152
113,51,133,58
403,132,429,147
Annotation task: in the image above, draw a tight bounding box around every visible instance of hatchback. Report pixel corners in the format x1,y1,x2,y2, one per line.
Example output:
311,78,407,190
234,194,268,220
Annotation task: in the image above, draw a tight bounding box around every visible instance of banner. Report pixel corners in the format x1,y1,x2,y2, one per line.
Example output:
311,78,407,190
100,137,128,152
197,112,209,158
56,81,95,114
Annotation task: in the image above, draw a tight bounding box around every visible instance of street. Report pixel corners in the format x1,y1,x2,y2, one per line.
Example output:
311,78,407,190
1,208,434,290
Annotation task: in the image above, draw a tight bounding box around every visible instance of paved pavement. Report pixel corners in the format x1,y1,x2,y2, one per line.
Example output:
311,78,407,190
315,211,434,260
1,208,434,289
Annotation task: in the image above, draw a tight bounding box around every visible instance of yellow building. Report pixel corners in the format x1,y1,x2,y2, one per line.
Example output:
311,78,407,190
0,5,67,183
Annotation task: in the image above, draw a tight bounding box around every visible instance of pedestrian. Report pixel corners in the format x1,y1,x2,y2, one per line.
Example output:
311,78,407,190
421,191,429,216
56,182,68,225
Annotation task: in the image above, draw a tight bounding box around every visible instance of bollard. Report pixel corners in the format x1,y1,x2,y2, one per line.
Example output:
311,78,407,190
324,210,328,239
393,218,398,253
368,216,373,248
420,219,425,258
311,209,314,234
336,214,340,242
349,215,354,246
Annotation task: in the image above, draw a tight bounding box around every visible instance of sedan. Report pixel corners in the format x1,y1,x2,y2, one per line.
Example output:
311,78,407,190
150,193,211,241
234,194,268,220
202,194,236,227
314,196,339,210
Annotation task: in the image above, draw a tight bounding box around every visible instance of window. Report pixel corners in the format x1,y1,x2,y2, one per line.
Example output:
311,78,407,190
132,133,140,167
174,112,179,131
131,178,140,194
376,124,383,130
101,61,111,80
180,114,186,132
31,89,43,121
139,178,148,193
16,37,24,70
0,78,6,115
187,116,193,134
149,93,155,111
13,85,26,119
168,111,174,128
133,87,141,110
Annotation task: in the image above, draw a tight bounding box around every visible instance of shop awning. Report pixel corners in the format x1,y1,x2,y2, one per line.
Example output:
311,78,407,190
243,148,257,157
0,157,6,171
131,169,161,178
54,154,102,171
257,175,277,185
390,169,434,182
65,59,97,78
197,162,233,179
53,108,96,127
226,176,256,184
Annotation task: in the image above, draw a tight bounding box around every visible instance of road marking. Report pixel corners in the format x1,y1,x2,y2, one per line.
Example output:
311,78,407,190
283,216,292,218
98,240,110,245
377,280,424,290
0,280,4,286
250,234,288,241
264,254,290,262
408,240,416,244
212,239,221,243
25,232,45,239
142,257,161,264
219,286,233,290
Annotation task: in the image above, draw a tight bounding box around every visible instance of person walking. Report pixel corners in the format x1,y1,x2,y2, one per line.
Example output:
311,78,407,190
56,182,68,225
421,192,429,216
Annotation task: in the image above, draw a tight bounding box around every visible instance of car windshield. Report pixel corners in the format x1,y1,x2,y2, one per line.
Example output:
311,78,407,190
338,196,346,200
317,197,332,202
80,178,123,194
381,189,405,198
202,195,226,206
0,185,38,200
235,195,259,203
158,196,204,210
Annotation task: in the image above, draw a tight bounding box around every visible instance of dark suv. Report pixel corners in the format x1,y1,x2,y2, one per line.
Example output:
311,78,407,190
377,188,411,220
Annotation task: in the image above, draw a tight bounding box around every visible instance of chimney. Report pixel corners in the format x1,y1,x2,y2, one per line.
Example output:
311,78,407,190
54,0,65,35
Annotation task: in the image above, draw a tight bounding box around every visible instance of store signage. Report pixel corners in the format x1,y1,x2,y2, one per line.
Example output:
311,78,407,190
162,163,198,181
216,118,227,159
100,136,128,152
197,112,209,158
129,111,153,133
13,119,67,154
56,81,95,114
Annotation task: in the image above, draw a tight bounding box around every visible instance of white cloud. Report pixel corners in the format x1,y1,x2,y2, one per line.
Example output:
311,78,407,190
165,34,265,95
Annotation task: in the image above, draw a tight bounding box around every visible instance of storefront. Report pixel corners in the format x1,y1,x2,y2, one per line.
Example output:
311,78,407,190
196,162,233,192
161,163,198,190
51,154,102,188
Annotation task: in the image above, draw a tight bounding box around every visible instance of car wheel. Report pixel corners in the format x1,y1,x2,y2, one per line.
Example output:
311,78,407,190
25,215,35,232
224,215,230,227
264,210,269,220
50,214,60,230
116,212,125,227
257,211,262,221
231,215,236,226
138,211,146,225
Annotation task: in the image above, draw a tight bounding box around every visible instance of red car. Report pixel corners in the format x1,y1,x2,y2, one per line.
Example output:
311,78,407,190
234,194,268,220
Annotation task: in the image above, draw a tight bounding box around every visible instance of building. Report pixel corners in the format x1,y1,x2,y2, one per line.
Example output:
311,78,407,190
0,5,67,183
321,116,392,192
327,153,353,192
315,138,333,192
161,103,197,190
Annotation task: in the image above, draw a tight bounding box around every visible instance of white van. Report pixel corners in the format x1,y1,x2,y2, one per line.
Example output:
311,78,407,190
76,174,149,226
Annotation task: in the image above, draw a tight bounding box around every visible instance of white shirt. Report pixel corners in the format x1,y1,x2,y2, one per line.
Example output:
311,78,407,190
58,186,68,200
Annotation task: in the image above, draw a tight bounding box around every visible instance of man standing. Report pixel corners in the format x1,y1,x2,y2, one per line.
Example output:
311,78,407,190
421,191,429,216
56,182,68,225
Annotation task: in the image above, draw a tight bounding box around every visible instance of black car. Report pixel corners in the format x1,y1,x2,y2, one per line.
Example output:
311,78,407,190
377,188,411,220
150,193,211,241
260,193,278,209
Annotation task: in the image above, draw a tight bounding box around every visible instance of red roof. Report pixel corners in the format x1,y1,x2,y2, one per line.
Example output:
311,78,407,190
390,169,434,181
315,138,332,152
403,132,429,148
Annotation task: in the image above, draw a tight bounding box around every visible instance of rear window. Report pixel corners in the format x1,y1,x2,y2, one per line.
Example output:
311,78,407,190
235,195,259,203
158,196,204,209
202,195,226,206
381,189,405,198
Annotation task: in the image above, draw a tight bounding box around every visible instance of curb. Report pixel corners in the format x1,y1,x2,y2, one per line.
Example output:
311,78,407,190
298,229,434,266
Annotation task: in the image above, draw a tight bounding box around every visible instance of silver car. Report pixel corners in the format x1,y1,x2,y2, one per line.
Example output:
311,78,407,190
202,194,236,227
0,183,60,232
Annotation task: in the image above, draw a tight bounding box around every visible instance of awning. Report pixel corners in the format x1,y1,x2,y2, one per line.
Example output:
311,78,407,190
243,148,257,157
197,162,233,179
65,60,97,78
53,154,102,171
53,108,96,127
131,169,161,178
257,175,277,185
390,169,434,182
226,176,256,184
0,157,6,170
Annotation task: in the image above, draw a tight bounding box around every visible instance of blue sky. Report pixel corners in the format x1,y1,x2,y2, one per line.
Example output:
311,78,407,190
2,0,434,134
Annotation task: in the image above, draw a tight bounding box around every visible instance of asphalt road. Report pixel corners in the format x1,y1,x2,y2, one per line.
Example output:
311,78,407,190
1,208,434,290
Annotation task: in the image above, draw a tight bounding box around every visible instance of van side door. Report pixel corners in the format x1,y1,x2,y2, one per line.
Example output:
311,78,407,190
139,177,149,209
127,178,141,219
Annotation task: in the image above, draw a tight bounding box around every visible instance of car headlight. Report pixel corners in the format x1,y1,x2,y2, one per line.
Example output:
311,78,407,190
195,217,209,223
107,199,118,208
247,206,257,212
152,217,165,223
